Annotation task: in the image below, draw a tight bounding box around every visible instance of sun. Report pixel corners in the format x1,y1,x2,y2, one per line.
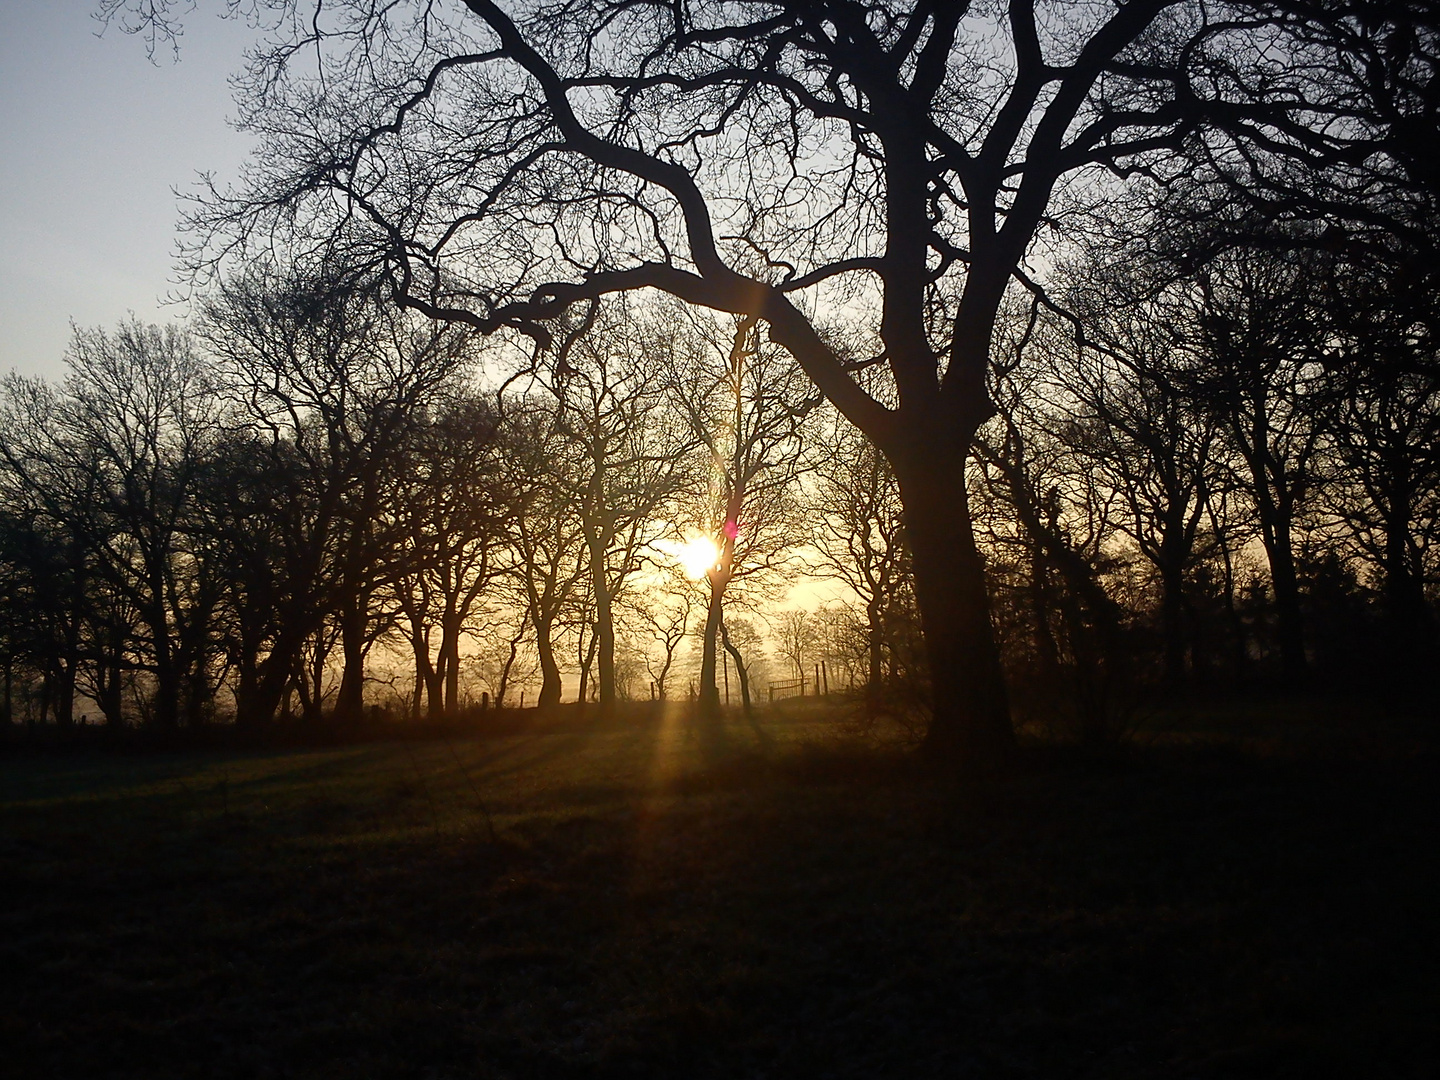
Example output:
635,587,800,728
675,534,721,580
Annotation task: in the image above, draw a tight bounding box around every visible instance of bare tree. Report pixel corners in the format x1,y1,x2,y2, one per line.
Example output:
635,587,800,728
112,0,1327,768
201,266,473,723
497,398,590,710
625,581,695,702
674,316,812,719
1186,244,1327,683
1052,256,1224,687
390,395,508,717
774,609,819,689
1312,253,1440,677
539,303,701,717
0,322,221,728
808,409,909,702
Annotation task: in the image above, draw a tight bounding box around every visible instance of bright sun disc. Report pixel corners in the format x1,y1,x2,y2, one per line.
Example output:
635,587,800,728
676,535,721,580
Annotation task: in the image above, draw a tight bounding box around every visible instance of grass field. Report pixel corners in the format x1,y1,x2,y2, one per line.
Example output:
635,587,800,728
2,704,1436,1078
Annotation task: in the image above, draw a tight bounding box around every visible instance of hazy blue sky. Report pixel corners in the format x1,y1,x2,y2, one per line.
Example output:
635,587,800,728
1,2,257,379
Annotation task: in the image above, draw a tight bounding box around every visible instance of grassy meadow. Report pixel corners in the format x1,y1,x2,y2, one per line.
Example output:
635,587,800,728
1,702,1436,1078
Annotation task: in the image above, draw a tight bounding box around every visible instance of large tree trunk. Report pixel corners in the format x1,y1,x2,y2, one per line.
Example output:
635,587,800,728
440,611,463,715
1257,512,1306,682
590,539,617,719
51,659,76,729
148,608,180,731
1159,558,1188,690
1242,407,1307,683
1382,498,1436,681
335,597,368,723
697,576,726,718
865,594,885,706
1029,544,1063,689
893,446,1014,771
534,616,562,709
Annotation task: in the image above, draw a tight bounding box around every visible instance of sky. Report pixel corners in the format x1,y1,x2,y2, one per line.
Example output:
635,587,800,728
0,2,257,380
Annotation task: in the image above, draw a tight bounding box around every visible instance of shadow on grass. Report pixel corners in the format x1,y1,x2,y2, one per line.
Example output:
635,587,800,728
1,710,1436,1079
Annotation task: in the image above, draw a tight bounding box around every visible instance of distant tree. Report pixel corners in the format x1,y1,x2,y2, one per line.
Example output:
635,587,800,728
719,615,766,715
497,398,590,710
676,316,813,719
774,610,819,690
625,582,695,702
0,388,93,728
1187,243,1328,683
1312,254,1440,677
1054,256,1224,687
808,408,909,703
539,303,701,717
390,395,508,718
0,322,221,728
201,266,473,723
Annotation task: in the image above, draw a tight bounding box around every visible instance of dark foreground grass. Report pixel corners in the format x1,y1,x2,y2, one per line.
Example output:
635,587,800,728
1,707,1435,1079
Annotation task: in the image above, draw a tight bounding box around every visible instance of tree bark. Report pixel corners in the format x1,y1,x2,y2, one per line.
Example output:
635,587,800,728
1159,558,1188,689
335,597,368,722
865,595,885,706
590,538,617,719
440,611,463,715
719,619,753,716
1382,497,1436,679
534,615,562,710
893,445,1013,771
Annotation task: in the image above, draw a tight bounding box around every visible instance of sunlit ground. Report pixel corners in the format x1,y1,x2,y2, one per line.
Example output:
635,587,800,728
1,706,1435,1078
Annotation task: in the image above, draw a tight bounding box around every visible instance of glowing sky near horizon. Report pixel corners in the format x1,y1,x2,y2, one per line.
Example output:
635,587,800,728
0,2,255,380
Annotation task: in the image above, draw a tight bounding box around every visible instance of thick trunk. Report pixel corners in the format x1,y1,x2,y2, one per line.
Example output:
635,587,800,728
592,544,617,718
440,612,463,715
149,624,180,737
234,649,261,726
238,613,312,725
1029,546,1063,687
408,627,436,719
1259,521,1306,682
1159,560,1187,689
894,447,1013,770
144,557,180,730
865,595,884,702
577,626,599,710
1382,502,1436,677
697,577,725,717
52,661,76,728
1245,411,1306,682
335,599,368,723
535,617,562,710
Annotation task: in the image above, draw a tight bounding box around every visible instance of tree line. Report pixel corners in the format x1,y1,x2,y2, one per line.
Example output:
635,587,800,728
3,207,1435,734
29,0,1440,759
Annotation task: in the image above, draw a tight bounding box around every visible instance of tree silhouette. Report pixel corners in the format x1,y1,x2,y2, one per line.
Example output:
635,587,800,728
117,0,1297,769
